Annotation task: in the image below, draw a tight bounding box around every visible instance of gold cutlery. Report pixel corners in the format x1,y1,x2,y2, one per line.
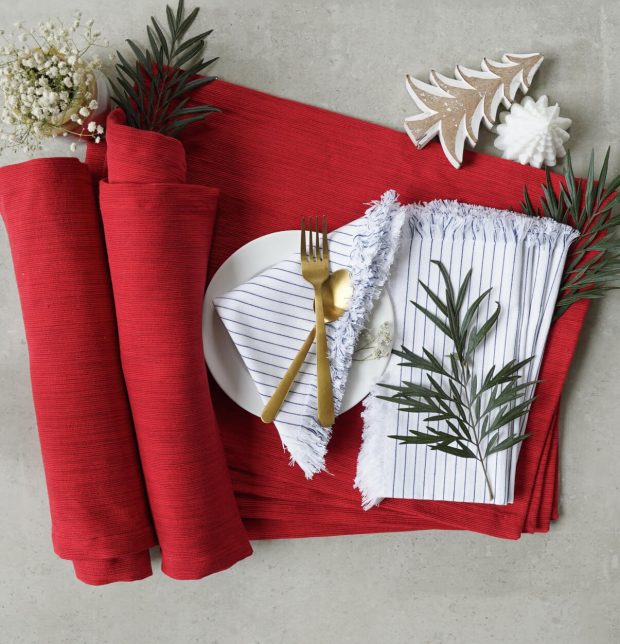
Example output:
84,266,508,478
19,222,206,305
260,268,352,424
300,216,335,426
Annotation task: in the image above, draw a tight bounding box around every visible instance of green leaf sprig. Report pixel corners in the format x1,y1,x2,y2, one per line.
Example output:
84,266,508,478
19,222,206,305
522,149,620,320
110,0,219,137
380,261,536,501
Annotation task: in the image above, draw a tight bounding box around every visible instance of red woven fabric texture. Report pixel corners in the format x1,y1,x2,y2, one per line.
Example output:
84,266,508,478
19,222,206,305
171,80,587,539
0,158,156,582
0,81,587,585
98,109,252,579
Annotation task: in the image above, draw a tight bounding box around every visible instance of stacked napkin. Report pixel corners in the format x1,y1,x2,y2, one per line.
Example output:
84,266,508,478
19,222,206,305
214,191,407,476
356,201,578,508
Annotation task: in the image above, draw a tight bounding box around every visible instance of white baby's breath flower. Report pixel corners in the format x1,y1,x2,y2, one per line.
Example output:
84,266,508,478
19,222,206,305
0,15,107,154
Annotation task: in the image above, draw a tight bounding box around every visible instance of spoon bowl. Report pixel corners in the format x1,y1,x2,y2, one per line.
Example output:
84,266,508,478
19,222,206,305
318,268,353,323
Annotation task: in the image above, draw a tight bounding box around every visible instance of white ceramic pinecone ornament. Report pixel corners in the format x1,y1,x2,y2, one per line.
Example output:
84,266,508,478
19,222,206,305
494,95,571,168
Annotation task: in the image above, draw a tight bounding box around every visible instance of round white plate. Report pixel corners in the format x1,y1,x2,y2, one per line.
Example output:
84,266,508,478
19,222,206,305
203,230,394,417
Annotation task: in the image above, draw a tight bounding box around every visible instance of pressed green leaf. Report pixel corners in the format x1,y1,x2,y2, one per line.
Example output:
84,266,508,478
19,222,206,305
173,30,212,58
487,433,530,456
166,5,177,38
176,0,185,24
484,433,499,457
177,7,201,40
466,302,500,356
430,444,475,458
455,269,473,312
150,19,170,60
180,75,217,95
174,42,204,69
126,39,150,73
432,260,456,304
419,280,448,316
411,301,451,338
461,288,492,334
490,398,534,432
521,186,537,216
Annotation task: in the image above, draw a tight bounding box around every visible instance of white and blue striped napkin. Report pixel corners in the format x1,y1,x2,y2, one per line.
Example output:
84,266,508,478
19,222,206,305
356,201,578,507
213,191,409,477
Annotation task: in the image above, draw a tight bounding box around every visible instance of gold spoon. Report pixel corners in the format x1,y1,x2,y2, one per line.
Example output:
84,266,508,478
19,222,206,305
260,268,352,423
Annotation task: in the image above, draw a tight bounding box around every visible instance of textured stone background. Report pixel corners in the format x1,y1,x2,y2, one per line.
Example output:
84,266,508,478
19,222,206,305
0,1,618,642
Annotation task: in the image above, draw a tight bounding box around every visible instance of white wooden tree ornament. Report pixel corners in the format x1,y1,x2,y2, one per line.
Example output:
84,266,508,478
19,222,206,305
404,53,544,169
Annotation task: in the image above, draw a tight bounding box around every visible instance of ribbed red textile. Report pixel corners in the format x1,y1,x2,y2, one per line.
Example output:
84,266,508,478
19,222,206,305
0,158,156,582
174,80,587,539
98,109,252,579
1,80,587,585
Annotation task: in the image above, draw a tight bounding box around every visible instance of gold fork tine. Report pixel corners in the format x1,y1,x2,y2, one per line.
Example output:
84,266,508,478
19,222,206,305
308,217,313,260
322,216,328,259
301,217,307,261
315,216,320,261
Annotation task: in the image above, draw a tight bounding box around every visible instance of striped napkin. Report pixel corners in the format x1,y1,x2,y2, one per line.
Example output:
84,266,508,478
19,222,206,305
214,191,409,477
356,201,578,507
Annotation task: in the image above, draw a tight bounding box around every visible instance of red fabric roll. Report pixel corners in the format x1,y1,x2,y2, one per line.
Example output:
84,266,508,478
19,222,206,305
98,109,252,579
0,157,156,582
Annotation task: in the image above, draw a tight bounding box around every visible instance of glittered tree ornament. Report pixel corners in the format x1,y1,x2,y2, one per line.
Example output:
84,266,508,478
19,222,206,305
404,53,544,169
494,95,572,168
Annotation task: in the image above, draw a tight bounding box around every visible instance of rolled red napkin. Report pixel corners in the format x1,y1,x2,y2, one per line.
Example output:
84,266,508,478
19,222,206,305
98,109,252,579
0,157,156,584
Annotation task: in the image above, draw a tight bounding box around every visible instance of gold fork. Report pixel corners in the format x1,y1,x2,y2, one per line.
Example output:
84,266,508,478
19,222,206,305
301,216,335,427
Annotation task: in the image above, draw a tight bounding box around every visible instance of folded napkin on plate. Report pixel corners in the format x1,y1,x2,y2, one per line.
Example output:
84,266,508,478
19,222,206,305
214,191,407,476
0,158,156,584
356,201,578,508
98,109,252,579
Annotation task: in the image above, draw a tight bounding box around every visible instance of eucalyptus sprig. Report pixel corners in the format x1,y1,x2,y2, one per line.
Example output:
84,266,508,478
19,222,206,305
380,261,536,501
522,149,620,320
110,0,219,136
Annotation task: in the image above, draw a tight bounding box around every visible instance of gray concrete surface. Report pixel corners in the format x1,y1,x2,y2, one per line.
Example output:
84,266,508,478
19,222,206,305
1,1,619,642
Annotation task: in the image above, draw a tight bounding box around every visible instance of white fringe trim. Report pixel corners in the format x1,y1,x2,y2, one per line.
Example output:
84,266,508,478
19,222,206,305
289,190,408,477
356,382,388,509
411,200,579,246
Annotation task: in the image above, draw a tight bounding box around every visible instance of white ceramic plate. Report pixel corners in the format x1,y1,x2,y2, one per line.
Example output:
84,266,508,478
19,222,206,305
203,230,394,417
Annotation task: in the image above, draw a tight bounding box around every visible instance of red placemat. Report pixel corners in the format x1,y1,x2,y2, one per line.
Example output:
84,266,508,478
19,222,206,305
176,80,588,539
